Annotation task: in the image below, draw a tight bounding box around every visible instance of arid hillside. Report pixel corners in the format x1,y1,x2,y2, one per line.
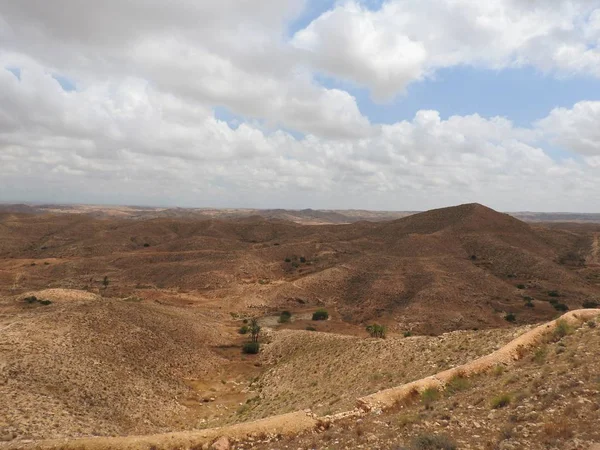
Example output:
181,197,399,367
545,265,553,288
1,203,598,333
1,203,600,447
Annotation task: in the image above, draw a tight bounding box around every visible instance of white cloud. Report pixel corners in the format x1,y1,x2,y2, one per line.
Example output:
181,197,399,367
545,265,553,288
293,0,600,99
0,0,368,139
537,101,600,159
0,1,599,211
1,63,599,211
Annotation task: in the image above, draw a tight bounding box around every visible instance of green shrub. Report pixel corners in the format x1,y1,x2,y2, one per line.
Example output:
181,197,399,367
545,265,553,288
533,347,547,363
525,300,534,308
504,313,516,323
242,342,260,354
420,388,440,405
490,393,511,409
553,303,569,312
312,309,329,321
583,300,599,309
553,319,574,340
548,290,560,297
278,311,292,323
305,326,317,331
404,331,413,337
446,374,470,394
239,326,249,335
587,320,597,328
516,284,526,289
143,243,150,247
411,433,457,450
366,324,386,338
299,256,306,263
284,258,291,263
38,300,52,306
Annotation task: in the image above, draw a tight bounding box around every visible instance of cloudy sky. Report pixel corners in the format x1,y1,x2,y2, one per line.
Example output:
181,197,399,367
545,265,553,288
1,0,600,212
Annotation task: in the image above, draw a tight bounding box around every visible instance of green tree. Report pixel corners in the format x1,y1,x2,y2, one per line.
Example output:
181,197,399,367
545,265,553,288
249,318,261,343
102,276,110,290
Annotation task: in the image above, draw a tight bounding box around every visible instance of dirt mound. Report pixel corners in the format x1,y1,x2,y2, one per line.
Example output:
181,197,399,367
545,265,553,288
16,288,100,302
0,292,227,440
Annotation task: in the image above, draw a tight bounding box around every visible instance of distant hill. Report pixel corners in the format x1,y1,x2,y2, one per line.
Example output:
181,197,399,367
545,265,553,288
1,203,599,223
1,203,598,334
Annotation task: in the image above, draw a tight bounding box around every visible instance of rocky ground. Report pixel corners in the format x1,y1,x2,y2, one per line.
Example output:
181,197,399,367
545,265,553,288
244,314,600,449
241,326,533,421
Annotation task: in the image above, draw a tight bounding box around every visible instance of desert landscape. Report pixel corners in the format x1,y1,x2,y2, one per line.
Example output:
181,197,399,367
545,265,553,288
1,203,599,449
4,0,600,447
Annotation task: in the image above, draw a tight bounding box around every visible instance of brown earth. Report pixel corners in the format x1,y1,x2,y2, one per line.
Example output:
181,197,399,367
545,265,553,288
1,203,600,447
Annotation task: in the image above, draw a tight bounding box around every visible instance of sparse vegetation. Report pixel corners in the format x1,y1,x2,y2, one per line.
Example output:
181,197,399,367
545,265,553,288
490,393,511,409
305,326,317,331
242,342,260,354
312,309,329,321
583,300,599,309
420,387,440,406
404,331,413,337
553,302,569,311
239,325,249,334
366,323,386,338
553,319,574,340
278,311,292,323
249,318,261,343
504,312,516,322
445,374,470,394
533,347,547,363
411,433,457,450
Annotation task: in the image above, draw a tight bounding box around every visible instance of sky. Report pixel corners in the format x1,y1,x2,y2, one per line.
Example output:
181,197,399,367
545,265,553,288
1,0,600,212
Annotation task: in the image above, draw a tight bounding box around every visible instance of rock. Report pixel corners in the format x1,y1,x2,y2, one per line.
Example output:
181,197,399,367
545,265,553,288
0,433,15,442
211,436,230,450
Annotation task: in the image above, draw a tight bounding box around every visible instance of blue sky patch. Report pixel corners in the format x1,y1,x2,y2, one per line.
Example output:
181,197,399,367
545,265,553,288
52,74,77,92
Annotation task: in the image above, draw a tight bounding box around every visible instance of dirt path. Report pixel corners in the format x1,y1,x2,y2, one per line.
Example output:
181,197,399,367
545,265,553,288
5,308,599,450
589,233,600,266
